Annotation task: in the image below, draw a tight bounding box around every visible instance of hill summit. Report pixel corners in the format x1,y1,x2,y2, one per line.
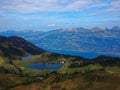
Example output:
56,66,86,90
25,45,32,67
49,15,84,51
0,36,45,59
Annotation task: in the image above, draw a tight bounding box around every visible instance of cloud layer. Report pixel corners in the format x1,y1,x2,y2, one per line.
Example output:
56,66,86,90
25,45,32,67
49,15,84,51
0,0,120,31
0,0,119,14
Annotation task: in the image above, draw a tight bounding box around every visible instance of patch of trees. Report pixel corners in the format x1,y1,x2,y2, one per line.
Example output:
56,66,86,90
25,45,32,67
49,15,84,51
68,61,90,68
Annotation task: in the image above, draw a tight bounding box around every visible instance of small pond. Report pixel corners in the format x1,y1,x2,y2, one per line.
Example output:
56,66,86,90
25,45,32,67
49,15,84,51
28,63,63,71
22,56,33,61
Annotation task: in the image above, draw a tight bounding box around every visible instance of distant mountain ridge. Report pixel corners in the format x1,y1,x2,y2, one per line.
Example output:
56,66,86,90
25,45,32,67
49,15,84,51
0,26,120,55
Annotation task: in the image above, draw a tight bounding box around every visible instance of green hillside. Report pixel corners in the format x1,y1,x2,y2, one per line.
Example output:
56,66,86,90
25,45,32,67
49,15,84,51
0,36,120,90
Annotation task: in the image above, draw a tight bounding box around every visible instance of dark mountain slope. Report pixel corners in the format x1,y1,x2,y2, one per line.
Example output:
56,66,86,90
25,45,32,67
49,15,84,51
0,36,45,60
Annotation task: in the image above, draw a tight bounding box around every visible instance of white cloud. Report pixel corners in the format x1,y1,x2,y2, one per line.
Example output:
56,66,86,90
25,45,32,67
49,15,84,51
107,0,120,14
0,0,109,13
47,24,56,27
89,0,120,16
111,0,120,8
0,0,119,17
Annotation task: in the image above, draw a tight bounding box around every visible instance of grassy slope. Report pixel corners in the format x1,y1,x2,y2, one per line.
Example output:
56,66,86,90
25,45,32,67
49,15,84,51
58,63,103,74
0,74,30,90
13,53,120,76
0,56,9,66
12,53,103,76
0,57,4,66
10,71,120,90
0,52,120,90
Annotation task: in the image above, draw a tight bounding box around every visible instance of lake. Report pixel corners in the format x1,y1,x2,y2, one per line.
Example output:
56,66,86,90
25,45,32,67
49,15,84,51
22,56,33,61
44,49,120,59
29,63,63,71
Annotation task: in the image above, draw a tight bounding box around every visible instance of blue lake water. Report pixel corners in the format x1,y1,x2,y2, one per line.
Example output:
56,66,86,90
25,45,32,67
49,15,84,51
22,56,33,61
29,63,63,71
44,49,120,59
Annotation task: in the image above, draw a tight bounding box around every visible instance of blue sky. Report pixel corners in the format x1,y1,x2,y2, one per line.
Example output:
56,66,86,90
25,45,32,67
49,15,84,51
0,0,120,31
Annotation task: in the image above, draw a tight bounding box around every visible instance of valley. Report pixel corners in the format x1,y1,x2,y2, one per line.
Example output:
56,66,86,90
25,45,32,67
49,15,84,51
0,36,120,90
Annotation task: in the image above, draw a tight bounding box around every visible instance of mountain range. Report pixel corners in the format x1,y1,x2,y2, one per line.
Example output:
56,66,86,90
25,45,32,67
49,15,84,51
0,26,120,55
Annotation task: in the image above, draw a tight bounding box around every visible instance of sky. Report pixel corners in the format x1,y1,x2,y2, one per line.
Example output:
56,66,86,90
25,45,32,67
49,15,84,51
0,0,120,31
